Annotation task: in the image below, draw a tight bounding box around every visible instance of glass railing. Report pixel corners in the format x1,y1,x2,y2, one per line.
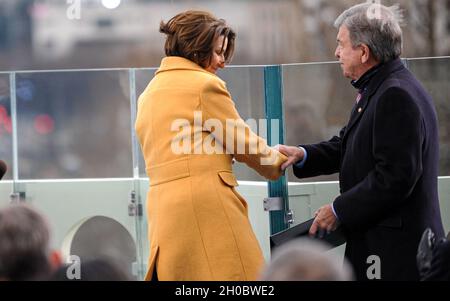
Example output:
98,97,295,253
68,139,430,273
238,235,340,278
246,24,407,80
406,57,450,177
282,61,355,183
0,56,448,280
13,69,133,179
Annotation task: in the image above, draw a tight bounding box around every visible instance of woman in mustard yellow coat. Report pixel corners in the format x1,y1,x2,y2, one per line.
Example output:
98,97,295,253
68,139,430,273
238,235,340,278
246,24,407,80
135,11,287,281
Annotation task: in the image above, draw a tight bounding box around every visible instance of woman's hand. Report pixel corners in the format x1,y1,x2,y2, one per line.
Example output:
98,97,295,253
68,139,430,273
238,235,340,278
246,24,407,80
274,145,305,171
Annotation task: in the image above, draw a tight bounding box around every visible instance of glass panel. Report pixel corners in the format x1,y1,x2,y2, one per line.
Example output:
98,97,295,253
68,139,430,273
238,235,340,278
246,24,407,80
218,66,267,181
15,70,133,179
0,73,13,209
282,62,355,183
0,73,13,180
406,57,450,176
134,68,156,178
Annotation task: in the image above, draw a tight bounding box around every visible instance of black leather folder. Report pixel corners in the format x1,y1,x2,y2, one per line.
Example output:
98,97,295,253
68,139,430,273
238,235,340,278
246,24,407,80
270,218,346,250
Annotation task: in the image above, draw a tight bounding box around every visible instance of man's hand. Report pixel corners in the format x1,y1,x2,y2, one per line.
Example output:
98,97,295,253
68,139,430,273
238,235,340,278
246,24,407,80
274,145,305,171
309,204,339,238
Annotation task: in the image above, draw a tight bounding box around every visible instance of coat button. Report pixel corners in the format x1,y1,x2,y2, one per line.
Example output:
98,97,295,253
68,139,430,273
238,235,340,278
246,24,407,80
358,108,362,113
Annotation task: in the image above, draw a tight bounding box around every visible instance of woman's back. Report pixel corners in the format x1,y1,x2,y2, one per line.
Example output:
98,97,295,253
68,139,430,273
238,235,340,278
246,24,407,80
136,57,225,168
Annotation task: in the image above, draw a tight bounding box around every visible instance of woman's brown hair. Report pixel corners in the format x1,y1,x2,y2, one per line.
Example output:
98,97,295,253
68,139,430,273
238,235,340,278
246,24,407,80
159,10,236,68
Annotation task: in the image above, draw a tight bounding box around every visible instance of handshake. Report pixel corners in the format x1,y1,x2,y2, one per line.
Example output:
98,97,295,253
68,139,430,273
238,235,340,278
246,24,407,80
273,145,306,171
272,144,340,237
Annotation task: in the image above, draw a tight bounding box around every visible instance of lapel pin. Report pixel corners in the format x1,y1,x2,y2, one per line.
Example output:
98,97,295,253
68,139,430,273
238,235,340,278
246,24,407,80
358,108,362,113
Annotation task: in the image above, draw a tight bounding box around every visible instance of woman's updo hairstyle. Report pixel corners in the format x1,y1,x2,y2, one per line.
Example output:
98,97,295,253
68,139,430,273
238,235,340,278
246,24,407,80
160,10,236,68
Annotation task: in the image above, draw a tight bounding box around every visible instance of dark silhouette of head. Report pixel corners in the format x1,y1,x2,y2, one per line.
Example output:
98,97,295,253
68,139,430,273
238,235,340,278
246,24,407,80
0,204,58,281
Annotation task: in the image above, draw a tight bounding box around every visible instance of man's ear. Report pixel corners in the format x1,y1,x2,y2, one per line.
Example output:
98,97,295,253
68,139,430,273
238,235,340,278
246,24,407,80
49,250,63,271
360,44,371,64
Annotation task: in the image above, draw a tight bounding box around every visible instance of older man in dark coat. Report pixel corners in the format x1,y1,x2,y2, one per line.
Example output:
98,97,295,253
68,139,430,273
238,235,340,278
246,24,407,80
277,3,445,281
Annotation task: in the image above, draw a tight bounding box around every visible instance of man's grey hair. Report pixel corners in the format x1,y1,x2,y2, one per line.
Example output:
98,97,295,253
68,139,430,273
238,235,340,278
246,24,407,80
0,204,52,280
334,2,403,63
260,238,354,281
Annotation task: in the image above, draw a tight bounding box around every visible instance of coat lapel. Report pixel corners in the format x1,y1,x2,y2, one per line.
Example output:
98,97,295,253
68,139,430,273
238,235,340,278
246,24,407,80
343,59,406,141
344,94,370,139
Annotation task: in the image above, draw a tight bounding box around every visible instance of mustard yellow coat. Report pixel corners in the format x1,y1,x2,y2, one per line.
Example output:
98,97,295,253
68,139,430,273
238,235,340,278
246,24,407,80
135,57,287,281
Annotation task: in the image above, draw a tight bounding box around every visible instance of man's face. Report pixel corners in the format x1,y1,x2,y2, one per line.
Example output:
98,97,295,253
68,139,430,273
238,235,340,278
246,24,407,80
335,26,363,80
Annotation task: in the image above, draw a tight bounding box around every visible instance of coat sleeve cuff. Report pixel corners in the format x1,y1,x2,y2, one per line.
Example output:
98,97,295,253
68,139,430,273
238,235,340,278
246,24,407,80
294,147,308,169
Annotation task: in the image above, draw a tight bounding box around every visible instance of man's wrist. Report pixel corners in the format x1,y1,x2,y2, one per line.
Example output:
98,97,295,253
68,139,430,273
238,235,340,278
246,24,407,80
295,147,308,168
331,203,340,221
298,147,305,162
